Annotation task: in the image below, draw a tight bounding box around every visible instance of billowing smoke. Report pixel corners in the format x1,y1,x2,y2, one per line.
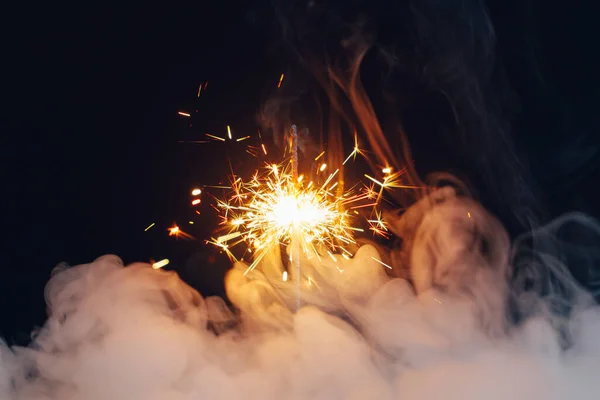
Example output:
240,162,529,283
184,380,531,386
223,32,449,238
2,189,600,399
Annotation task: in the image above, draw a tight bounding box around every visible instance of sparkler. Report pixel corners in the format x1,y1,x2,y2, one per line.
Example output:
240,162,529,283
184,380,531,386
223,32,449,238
210,153,361,275
163,79,418,284
208,122,408,283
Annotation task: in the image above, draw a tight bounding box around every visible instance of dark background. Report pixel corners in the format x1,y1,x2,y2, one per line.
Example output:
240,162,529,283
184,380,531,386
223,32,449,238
2,1,599,344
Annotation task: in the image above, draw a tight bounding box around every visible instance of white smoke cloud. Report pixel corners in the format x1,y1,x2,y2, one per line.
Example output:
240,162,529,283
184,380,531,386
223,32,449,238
2,193,600,400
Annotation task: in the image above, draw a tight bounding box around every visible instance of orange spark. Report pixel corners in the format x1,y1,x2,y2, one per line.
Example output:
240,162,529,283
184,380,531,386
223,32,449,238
191,199,201,206
277,73,285,88
168,225,193,240
178,111,191,117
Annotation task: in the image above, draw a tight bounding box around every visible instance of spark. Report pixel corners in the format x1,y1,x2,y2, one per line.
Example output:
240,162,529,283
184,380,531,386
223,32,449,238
236,136,251,142
191,188,202,196
342,133,364,165
366,170,419,191
245,147,258,158
227,125,232,140
152,259,169,270
382,167,392,174
206,133,226,142
197,84,202,97
327,250,337,262
261,143,267,155
277,73,285,88
282,271,288,281
371,256,392,269
189,221,194,224
319,163,327,172
314,151,325,161
210,162,362,272
144,222,155,232
191,199,201,206
365,170,420,201
202,185,231,189
178,111,191,117
364,174,385,187
367,210,390,238
168,225,194,240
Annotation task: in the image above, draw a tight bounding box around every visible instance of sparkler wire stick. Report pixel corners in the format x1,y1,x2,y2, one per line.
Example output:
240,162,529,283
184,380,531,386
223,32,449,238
290,125,301,311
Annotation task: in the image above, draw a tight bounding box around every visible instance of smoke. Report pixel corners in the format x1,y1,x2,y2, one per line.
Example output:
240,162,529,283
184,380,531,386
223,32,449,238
2,190,600,399
268,0,540,235
4,2,598,399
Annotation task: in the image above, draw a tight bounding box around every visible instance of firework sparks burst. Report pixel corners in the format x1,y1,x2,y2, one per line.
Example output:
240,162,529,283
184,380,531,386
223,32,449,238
210,162,366,272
